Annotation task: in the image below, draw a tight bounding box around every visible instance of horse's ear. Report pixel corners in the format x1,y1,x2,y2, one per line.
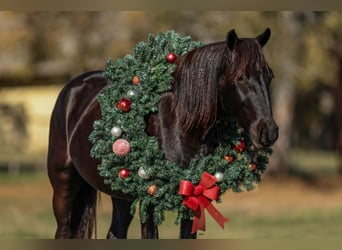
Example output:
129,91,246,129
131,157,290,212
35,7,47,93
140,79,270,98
226,29,239,50
256,28,271,47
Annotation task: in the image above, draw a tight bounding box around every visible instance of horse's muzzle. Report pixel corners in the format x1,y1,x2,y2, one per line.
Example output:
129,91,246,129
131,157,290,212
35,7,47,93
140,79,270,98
258,119,278,147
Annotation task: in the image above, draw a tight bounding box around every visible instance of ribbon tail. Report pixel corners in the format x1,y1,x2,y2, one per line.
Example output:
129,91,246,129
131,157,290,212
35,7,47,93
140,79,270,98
191,204,206,234
206,203,229,229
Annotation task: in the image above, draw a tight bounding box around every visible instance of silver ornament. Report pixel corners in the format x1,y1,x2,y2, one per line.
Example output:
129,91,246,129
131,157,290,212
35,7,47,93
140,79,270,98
111,126,122,137
214,172,224,183
138,167,150,179
127,90,137,98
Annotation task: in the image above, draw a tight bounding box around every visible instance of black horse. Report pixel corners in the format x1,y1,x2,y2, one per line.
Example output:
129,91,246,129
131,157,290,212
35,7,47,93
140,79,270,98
47,28,278,239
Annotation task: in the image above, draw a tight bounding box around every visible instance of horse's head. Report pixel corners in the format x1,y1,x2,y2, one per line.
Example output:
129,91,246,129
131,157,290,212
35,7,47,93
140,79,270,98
219,28,278,148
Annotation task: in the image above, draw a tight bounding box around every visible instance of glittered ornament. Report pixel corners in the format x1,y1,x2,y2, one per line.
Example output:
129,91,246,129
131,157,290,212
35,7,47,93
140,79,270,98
249,163,257,171
111,126,122,137
127,90,137,98
166,52,177,63
233,140,246,153
138,167,150,179
117,98,131,112
112,139,131,157
118,168,130,178
224,155,234,164
132,75,140,85
147,184,158,196
214,172,224,183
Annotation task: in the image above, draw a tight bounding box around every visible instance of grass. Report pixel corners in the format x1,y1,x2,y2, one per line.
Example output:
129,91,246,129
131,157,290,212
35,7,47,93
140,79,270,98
1,149,342,239
289,148,339,176
1,172,342,239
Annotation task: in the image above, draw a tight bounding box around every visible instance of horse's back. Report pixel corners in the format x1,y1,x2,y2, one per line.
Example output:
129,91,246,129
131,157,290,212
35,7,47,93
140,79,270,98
50,71,107,134
48,70,110,175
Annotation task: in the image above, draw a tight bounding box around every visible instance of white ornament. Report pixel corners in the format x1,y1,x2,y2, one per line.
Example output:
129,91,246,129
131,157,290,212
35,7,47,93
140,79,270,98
214,172,224,183
127,90,137,98
138,167,150,179
111,126,122,137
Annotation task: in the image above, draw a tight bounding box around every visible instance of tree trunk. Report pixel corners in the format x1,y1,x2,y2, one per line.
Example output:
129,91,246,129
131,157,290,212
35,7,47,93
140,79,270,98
266,12,300,176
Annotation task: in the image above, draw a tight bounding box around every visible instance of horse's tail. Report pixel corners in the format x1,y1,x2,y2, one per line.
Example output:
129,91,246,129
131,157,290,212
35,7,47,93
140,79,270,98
88,191,103,239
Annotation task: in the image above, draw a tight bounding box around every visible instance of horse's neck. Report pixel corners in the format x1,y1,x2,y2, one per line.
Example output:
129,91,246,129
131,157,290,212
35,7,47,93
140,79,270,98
146,93,217,167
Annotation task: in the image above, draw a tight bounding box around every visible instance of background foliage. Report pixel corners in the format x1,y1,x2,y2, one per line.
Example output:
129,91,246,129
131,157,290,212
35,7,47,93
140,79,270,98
0,11,342,238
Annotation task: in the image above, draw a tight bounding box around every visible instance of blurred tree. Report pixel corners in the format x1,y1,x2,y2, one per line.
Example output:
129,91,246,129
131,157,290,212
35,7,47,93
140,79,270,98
264,12,301,175
26,12,103,77
333,41,342,174
1,11,341,175
325,12,342,174
0,12,31,79
0,103,28,154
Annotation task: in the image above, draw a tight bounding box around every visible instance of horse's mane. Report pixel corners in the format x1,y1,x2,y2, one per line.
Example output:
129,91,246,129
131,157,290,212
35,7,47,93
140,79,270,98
172,42,226,134
171,39,272,136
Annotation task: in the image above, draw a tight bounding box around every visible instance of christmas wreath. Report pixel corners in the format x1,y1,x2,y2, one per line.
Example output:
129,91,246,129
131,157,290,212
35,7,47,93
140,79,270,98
89,30,272,232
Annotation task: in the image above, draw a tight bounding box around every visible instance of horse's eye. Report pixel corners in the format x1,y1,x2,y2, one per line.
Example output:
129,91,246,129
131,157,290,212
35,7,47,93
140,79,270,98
237,75,246,84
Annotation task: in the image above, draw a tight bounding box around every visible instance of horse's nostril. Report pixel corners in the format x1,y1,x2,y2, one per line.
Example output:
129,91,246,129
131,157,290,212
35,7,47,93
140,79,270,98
259,127,268,144
259,122,278,147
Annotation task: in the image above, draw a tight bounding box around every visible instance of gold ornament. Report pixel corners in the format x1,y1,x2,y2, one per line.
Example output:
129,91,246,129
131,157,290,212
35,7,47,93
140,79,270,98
249,163,257,171
224,155,234,164
147,184,158,196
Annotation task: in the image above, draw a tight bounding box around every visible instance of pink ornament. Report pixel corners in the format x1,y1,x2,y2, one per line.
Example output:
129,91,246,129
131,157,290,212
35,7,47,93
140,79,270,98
112,139,130,157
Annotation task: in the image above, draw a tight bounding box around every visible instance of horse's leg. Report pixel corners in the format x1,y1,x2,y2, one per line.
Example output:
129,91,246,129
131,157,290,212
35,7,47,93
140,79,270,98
70,182,97,239
106,198,134,239
49,162,97,239
180,218,197,239
140,205,159,239
48,137,97,240
48,160,83,238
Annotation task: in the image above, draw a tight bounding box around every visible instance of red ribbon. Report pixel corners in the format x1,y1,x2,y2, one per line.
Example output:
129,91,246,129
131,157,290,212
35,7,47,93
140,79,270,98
179,172,229,234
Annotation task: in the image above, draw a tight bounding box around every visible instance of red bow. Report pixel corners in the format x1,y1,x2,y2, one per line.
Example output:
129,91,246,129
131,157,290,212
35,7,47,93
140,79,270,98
179,172,229,234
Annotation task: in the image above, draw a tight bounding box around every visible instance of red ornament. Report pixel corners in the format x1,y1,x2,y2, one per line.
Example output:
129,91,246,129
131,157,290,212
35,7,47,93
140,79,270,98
249,163,257,171
112,139,131,157
117,98,131,112
132,75,140,85
118,168,130,178
224,155,234,164
233,140,246,153
166,52,177,63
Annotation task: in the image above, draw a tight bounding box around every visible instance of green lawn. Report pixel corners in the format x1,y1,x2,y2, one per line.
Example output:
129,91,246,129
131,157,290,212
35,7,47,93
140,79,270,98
1,169,342,239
